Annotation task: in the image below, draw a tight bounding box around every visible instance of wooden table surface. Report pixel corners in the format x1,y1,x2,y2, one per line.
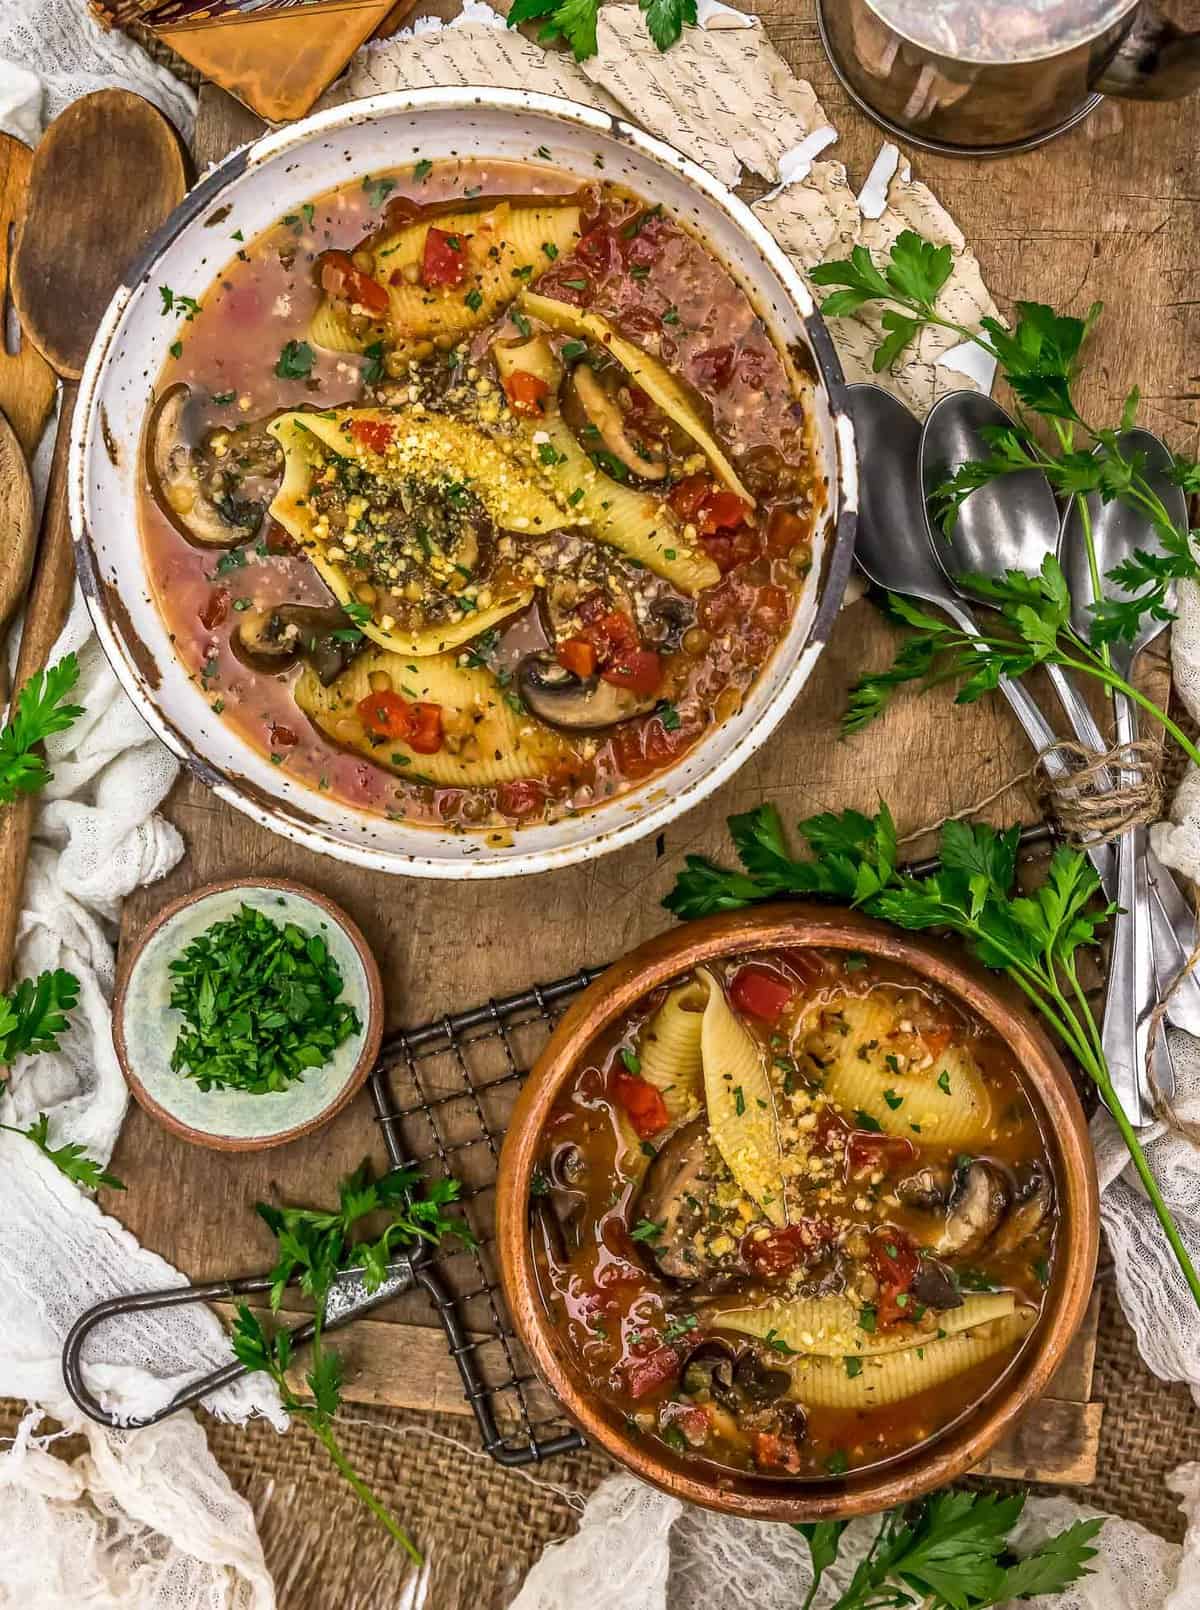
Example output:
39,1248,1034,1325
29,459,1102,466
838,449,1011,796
103,0,1198,1496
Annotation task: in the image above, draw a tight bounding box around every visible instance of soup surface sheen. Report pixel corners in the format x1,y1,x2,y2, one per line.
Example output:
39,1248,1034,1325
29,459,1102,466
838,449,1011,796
531,947,1055,1480
139,158,822,836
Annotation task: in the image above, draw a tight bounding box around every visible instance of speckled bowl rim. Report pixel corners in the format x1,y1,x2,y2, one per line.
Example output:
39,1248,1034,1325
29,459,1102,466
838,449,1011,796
112,877,384,1151
71,87,857,881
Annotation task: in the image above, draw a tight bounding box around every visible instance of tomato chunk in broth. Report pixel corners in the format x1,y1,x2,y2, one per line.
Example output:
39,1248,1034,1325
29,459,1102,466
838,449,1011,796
528,948,1055,1480
138,157,822,835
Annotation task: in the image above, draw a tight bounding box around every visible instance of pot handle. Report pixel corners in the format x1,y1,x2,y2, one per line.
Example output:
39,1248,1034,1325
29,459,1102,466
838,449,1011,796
1096,2,1200,100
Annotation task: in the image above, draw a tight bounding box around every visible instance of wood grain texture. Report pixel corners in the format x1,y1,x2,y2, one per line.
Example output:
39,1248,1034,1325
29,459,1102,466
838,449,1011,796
102,8,1200,1498
0,412,34,707
0,135,56,460
0,94,187,991
11,90,187,379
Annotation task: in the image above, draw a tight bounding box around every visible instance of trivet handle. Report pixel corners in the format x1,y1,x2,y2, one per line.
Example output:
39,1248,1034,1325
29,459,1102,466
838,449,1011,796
62,1262,417,1429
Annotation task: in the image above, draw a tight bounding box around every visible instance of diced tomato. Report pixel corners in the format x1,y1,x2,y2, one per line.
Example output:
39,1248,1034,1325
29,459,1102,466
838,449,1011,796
421,226,468,289
270,724,298,749
921,1024,954,1059
742,1220,836,1279
753,1431,803,1474
668,474,711,523
673,1404,712,1447
626,1344,681,1399
691,345,736,392
623,212,669,269
611,1069,670,1140
729,964,794,1023
350,418,394,454
766,506,809,556
357,690,410,739
496,779,547,820
503,369,552,418
610,715,684,782
700,526,761,574
697,490,753,536
847,1131,917,1175
198,590,228,630
583,609,639,658
318,249,389,313
601,648,662,696
557,637,598,678
355,690,444,754
407,702,444,755
868,1230,921,1326
752,585,791,635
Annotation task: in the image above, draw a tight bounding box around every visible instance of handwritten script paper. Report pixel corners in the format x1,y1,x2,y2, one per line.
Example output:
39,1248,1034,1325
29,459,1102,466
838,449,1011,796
329,2,999,410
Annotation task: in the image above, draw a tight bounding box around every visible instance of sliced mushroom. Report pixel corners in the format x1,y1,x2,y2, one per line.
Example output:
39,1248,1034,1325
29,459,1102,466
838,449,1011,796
517,653,659,731
681,1339,738,1404
897,1164,952,1212
935,1160,1010,1258
910,1256,963,1311
636,1117,711,1283
147,383,264,547
232,604,363,686
732,1350,791,1405
570,364,667,482
646,595,693,652
991,1162,1053,1255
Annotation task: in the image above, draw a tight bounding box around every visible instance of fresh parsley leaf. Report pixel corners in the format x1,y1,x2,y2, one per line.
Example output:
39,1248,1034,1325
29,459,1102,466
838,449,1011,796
630,1217,664,1242
275,339,315,380
639,0,696,51
0,1109,123,1191
362,174,397,206
0,655,84,807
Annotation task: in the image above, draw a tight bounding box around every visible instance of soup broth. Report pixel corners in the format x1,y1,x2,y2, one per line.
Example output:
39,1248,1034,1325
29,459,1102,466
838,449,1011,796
139,158,823,835
529,947,1055,1480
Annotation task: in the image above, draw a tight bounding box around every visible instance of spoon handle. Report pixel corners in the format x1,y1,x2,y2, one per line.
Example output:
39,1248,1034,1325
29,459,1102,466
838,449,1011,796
1102,692,1158,1129
1043,661,1200,1034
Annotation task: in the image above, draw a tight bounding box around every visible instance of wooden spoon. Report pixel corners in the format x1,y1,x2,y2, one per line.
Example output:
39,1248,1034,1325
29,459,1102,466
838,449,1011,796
0,134,56,460
0,91,186,992
0,413,34,708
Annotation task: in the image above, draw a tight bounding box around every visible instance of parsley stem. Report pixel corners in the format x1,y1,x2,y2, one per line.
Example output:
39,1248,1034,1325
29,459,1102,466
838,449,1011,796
1071,490,1114,678
1053,654,1200,774
309,1416,423,1565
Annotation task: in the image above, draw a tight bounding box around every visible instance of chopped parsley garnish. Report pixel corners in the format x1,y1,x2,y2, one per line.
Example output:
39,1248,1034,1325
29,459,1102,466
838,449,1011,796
884,1053,901,1074
1033,1256,1051,1286
538,441,567,467
464,288,484,312
630,1218,664,1242
167,904,361,1094
363,174,397,206
535,144,552,160
529,1168,551,1197
561,277,588,290
656,701,681,732
159,287,201,321
513,309,532,338
620,1047,642,1075
542,241,559,259
854,1109,882,1133
211,390,235,406
560,339,588,363
733,1084,746,1116
592,449,630,482
662,306,680,325
275,339,315,380
169,340,182,359
824,1449,849,1476
763,1329,798,1356
937,1068,952,1094
361,341,387,385
883,1089,904,1110
845,952,867,971
662,1313,698,1344
844,1356,863,1378
567,487,585,506
343,601,373,625
859,1305,877,1333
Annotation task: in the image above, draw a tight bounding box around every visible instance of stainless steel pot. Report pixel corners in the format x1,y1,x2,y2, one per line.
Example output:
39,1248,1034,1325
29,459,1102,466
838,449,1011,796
817,0,1200,154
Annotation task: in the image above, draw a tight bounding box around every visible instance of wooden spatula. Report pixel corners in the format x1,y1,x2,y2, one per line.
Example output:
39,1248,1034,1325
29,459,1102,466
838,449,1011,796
0,134,56,461
0,414,34,708
0,91,186,992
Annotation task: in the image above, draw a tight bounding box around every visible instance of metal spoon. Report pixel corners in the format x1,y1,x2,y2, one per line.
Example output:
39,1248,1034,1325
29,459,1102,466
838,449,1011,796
922,393,1200,1041
849,384,1105,826
1060,428,1188,1125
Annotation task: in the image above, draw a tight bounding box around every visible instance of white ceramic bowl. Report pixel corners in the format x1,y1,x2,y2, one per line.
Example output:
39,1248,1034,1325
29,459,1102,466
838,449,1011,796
71,88,857,879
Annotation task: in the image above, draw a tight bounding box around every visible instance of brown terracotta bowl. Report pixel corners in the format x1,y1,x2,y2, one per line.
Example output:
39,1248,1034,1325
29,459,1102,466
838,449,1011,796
496,904,1098,1521
113,877,383,1151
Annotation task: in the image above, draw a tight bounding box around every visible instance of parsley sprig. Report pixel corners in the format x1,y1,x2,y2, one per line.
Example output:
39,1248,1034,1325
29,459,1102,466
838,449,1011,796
507,0,695,62
0,655,85,807
0,1111,124,1191
0,967,80,1067
666,801,1200,1309
167,904,361,1094
797,1489,1102,1610
812,231,1200,733
231,1160,474,1563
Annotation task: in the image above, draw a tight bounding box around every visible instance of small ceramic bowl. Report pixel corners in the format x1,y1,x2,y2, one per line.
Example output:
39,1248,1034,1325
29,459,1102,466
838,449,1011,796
113,877,383,1150
497,904,1099,1522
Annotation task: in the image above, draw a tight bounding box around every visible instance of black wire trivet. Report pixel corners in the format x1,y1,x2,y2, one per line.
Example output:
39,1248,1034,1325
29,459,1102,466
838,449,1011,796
366,822,1056,1469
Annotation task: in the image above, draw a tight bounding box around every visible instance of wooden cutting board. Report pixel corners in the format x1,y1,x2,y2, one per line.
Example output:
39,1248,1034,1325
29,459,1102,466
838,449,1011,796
108,0,1200,1479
